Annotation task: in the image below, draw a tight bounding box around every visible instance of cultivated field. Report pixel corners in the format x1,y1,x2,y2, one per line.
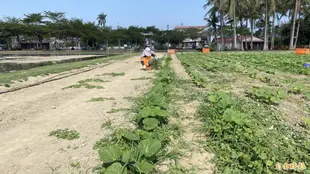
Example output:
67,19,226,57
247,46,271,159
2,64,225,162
0,51,309,174
0,55,102,63
178,52,310,173
0,50,136,73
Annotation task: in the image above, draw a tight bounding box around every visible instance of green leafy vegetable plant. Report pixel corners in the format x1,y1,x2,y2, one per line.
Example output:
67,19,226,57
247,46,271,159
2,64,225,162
94,55,177,173
198,92,310,173
245,86,287,105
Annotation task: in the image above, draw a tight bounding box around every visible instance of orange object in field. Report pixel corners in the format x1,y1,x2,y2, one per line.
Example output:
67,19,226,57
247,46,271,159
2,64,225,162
168,49,175,54
296,48,309,55
202,48,210,53
140,56,152,70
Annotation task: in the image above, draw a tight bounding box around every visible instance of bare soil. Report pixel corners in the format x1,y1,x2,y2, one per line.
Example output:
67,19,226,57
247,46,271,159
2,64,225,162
0,55,162,174
170,55,214,173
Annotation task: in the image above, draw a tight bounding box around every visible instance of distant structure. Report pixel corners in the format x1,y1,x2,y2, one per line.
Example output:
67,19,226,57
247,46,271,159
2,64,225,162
174,26,206,30
173,26,207,49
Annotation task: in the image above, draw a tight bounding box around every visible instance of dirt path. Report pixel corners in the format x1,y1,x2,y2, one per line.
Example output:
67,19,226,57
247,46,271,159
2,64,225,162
0,55,161,174
170,54,214,173
171,54,191,80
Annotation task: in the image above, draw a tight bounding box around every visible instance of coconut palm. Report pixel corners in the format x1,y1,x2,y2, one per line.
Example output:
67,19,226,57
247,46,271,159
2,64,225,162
204,1,224,50
271,0,286,50
204,0,238,49
262,0,276,50
288,0,298,49
204,5,220,50
97,13,107,27
293,0,310,48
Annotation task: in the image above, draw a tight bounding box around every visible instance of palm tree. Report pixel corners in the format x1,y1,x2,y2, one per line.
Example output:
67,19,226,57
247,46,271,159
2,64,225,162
97,13,107,27
204,1,225,50
263,0,276,50
228,0,238,49
249,8,260,50
289,0,300,49
204,5,220,50
293,0,302,48
271,0,286,50
204,0,237,50
293,0,310,48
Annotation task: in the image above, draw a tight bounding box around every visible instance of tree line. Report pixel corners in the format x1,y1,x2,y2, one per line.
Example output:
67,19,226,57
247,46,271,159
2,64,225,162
0,11,205,50
204,0,310,50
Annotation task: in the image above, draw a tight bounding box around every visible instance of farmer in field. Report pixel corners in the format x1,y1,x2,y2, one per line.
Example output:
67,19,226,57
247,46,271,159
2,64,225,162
140,44,157,70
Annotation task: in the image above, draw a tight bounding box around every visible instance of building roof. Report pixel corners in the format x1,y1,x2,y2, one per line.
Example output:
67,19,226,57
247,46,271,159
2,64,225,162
20,39,50,44
174,26,206,30
214,36,264,43
183,38,203,42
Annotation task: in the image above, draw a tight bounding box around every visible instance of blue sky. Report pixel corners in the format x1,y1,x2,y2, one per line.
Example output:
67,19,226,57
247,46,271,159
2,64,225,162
0,0,208,29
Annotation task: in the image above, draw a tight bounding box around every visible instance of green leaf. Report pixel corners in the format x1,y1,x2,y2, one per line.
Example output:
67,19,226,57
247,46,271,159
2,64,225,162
137,106,169,121
155,132,166,141
147,93,169,109
218,95,235,109
266,160,273,166
121,131,140,141
305,93,310,100
136,161,154,173
121,150,132,164
259,153,267,160
143,118,159,130
224,108,245,125
139,138,162,157
304,169,310,174
207,94,218,103
231,150,238,159
98,146,121,163
105,162,127,174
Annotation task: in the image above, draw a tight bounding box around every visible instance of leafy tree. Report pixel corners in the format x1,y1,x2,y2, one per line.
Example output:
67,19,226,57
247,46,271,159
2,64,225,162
44,11,65,23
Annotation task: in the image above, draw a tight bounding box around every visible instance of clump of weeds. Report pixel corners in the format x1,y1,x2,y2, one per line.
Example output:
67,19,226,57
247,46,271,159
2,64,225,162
87,97,115,102
63,78,107,89
131,77,153,80
100,72,125,76
107,108,130,114
49,128,80,140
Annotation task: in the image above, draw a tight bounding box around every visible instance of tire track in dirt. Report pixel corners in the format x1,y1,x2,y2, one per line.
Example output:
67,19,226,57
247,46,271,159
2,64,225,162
170,54,214,173
0,55,163,174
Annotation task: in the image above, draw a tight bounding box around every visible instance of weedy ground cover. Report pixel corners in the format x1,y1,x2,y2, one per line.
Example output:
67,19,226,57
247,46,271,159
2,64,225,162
92,55,179,173
100,72,126,76
49,128,80,140
63,78,108,89
130,77,153,81
178,52,310,173
88,97,115,102
0,54,133,85
106,108,130,114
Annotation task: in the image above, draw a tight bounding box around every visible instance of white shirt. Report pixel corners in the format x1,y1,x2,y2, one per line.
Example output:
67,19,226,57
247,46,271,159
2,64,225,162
141,47,154,57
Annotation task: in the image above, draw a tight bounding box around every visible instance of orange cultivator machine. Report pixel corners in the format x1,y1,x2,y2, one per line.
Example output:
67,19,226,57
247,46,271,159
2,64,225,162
140,56,153,70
